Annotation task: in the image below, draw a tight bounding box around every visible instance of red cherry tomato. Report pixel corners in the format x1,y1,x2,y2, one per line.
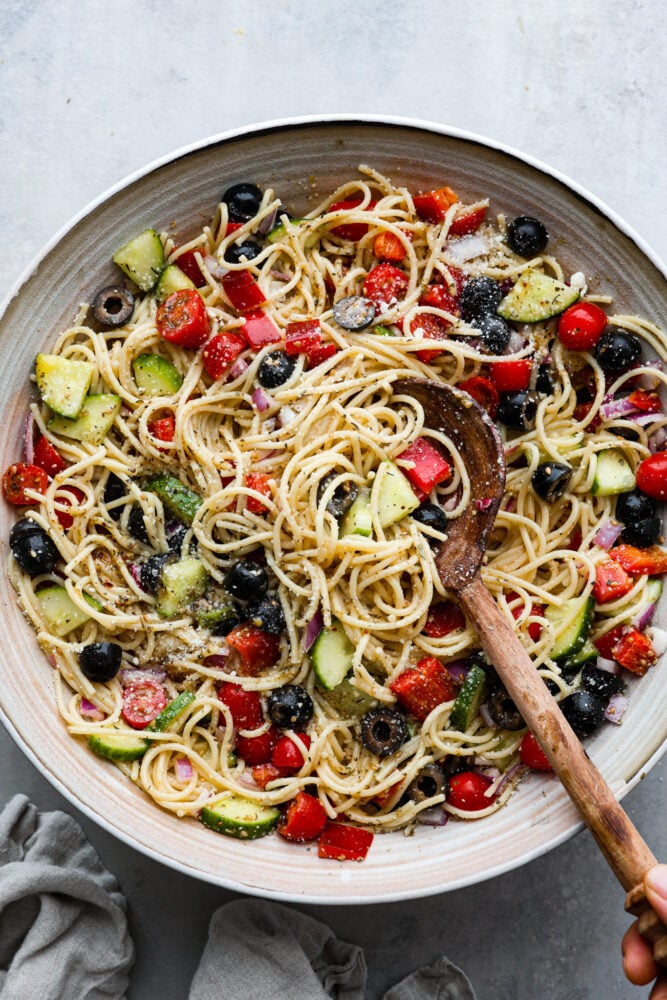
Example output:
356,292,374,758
490,358,532,392
2,463,48,505
272,733,311,769
447,771,496,811
278,791,328,842
456,376,499,419
33,436,68,477
202,332,246,379
54,486,86,529
226,624,280,674
362,263,409,308
635,452,667,500
216,682,264,730
121,679,167,730
373,231,407,262
235,726,281,765
156,289,210,349
557,302,607,351
519,732,553,772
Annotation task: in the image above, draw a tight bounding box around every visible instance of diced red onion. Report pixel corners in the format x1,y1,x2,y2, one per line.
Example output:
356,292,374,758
506,331,526,354
227,357,249,380
236,770,259,790
599,397,639,420
204,654,228,670
503,497,517,513
251,387,272,412
23,414,35,465
593,519,623,550
80,698,105,721
596,656,621,675
494,763,527,797
257,207,279,235
278,405,298,427
203,254,228,280
174,757,194,781
129,563,146,589
649,426,667,453
270,270,292,282
604,694,629,725
646,626,667,656
479,704,497,729
629,412,662,426
304,609,324,651
417,806,449,826
632,602,657,631
636,360,665,389
120,667,167,686
475,498,493,512
447,234,489,263
443,496,459,512
446,660,470,682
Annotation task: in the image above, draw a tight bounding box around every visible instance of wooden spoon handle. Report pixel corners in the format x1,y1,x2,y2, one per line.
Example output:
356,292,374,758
458,574,667,966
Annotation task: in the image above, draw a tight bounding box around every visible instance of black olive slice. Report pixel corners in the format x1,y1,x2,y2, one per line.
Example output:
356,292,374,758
317,471,359,518
407,764,446,803
361,707,408,757
267,685,314,729
333,296,377,331
484,688,525,730
92,285,134,327
531,462,573,502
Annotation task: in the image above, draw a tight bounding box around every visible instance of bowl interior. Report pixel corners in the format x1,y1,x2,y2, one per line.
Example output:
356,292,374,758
0,119,665,903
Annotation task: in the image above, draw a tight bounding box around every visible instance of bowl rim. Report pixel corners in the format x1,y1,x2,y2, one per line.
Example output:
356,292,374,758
1,114,665,904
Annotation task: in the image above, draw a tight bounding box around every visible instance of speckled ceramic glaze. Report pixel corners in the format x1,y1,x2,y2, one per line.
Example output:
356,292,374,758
0,117,664,903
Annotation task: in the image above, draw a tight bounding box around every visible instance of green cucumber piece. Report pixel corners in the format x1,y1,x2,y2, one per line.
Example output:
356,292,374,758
154,264,196,303
148,691,195,732
371,461,420,529
449,664,488,731
559,638,598,676
497,270,580,323
144,473,202,525
37,585,102,636
592,450,636,496
200,794,280,839
112,228,165,292
156,556,209,618
546,595,594,663
322,678,377,717
341,488,373,538
88,730,148,762
48,393,121,445
310,618,355,690
266,217,303,243
35,354,94,418
195,603,239,632
133,354,183,396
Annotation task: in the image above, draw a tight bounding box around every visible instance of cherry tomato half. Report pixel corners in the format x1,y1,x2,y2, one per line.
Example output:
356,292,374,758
121,679,167,729
557,302,607,351
635,452,667,500
2,463,48,505
456,376,499,419
362,263,409,308
156,289,210,349
519,732,553,772
447,771,496,811
490,358,532,393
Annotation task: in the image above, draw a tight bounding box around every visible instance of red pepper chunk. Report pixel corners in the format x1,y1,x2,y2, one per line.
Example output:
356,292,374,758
147,415,175,444
448,205,488,236
278,792,328,842
236,726,281,765
173,248,206,287
457,376,499,420
390,657,458,722
413,186,458,224
612,628,657,676
593,560,634,604
626,389,663,414
156,289,210,348
216,682,264,729
593,624,627,660
221,271,266,313
410,313,452,363
490,358,533,392
226,624,281,675
329,199,377,240
285,319,321,356
241,310,281,348
423,601,466,638
373,231,407,263
398,438,451,494
609,544,667,576
272,733,311,769
55,486,86,529
202,332,246,379
506,591,545,641
33,436,68,477
318,822,374,861
245,472,272,514
251,763,291,788
306,344,338,368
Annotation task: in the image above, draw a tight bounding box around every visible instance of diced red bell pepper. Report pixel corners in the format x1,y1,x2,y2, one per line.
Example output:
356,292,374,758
285,319,321,356
626,389,663,414
573,400,602,432
457,376,499,420
54,486,85,529
156,289,210,348
174,248,206,287
222,271,266,313
420,284,460,314
306,344,338,368
2,463,48,505
278,791,328,842
236,725,281,765
506,591,545,641
33,436,68,477
202,331,246,379
490,358,533,392
318,822,374,861
609,544,667,576
593,560,634,604
373,231,407,262
147,415,176,445
593,624,627,660
398,437,451,494
362,263,409,308
216,682,264,729
245,472,272,514
226,624,281,674
423,601,466,638
567,529,583,552
373,781,403,808
390,656,458,722
413,185,458,224
448,205,488,236
612,628,657,676
225,221,244,237
433,264,468,298
272,732,311,769
251,762,291,788
328,199,377,240
241,310,281,348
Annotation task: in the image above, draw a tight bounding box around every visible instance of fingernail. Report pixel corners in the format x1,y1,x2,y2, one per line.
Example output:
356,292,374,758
646,864,667,900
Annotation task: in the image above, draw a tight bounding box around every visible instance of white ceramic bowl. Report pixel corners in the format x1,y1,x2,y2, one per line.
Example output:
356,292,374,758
0,116,665,903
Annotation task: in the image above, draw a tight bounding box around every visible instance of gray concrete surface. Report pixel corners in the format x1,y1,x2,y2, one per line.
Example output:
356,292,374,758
0,2,665,997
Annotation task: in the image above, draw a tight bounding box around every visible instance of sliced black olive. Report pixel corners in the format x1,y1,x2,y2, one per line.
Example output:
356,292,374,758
407,763,446,803
411,502,448,533
616,489,657,524
223,241,262,264
594,329,642,374
317,471,359,518
257,350,297,389
211,608,243,636
224,560,268,602
244,595,285,634
127,505,150,544
91,285,134,327
459,277,502,322
531,462,573,502
222,182,263,222
609,425,641,443
140,553,172,594
536,364,555,395
580,664,625,702
472,314,511,354
103,474,126,521
560,690,606,737
333,295,377,331
9,519,58,576
496,390,539,431
360,707,408,757
79,641,123,682
484,688,525,730
506,216,549,258
621,517,662,548
267,684,314,729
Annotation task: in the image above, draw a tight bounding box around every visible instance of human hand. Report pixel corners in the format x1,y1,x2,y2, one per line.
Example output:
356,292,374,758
623,865,667,998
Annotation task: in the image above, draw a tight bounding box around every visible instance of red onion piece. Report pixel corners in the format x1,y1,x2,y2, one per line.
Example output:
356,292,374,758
446,660,470,682
23,414,36,465
604,694,628,725
204,654,228,670
596,656,621,675
632,601,657,631
278,405,298,427
447,234,489,263
506,331,526,354
479,704,497,729
443,496,459,512
649,426,667,453
174,757,194,781
629,413,663,426
494,763,527,797
305,609,324,651
257,207,279,235
236,770,259,790
474,498,493,512
120,667,167,686
417,806,449,826
203,254,228,280
503,497,517,513
227,357,249,380
593,519,623,550
129,563,146,589
80,698,105,721
636,359,665,389
599,397,639,421
646,626,667,656
269,270,292,282
251,387,272,412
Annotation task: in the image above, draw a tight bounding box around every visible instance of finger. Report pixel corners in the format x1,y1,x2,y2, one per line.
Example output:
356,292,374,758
647,865,667,922
649,972,667,1000
623,920,658,986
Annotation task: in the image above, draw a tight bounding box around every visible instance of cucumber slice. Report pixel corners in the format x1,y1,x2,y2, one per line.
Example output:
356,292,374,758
133,354,183,396
200,794,280,839
449,664,488,731
112,228,165,292
36,585,102,636
156,556,209,618
148,691,195,732
559,638,598,677
310,618,355,690
88,730,148,762
154,264,196,303
546,595,594,662
48,394,121,445
341,488,373,537
497,270,579,323
144,473,202,525
195,603,239,632
266,218,303,243
35,354,94,418
322,678,377,717
591,449,636,496
371,461,420,529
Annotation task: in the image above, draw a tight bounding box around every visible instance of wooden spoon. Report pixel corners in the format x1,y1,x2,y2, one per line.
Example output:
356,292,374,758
394,376,667,966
